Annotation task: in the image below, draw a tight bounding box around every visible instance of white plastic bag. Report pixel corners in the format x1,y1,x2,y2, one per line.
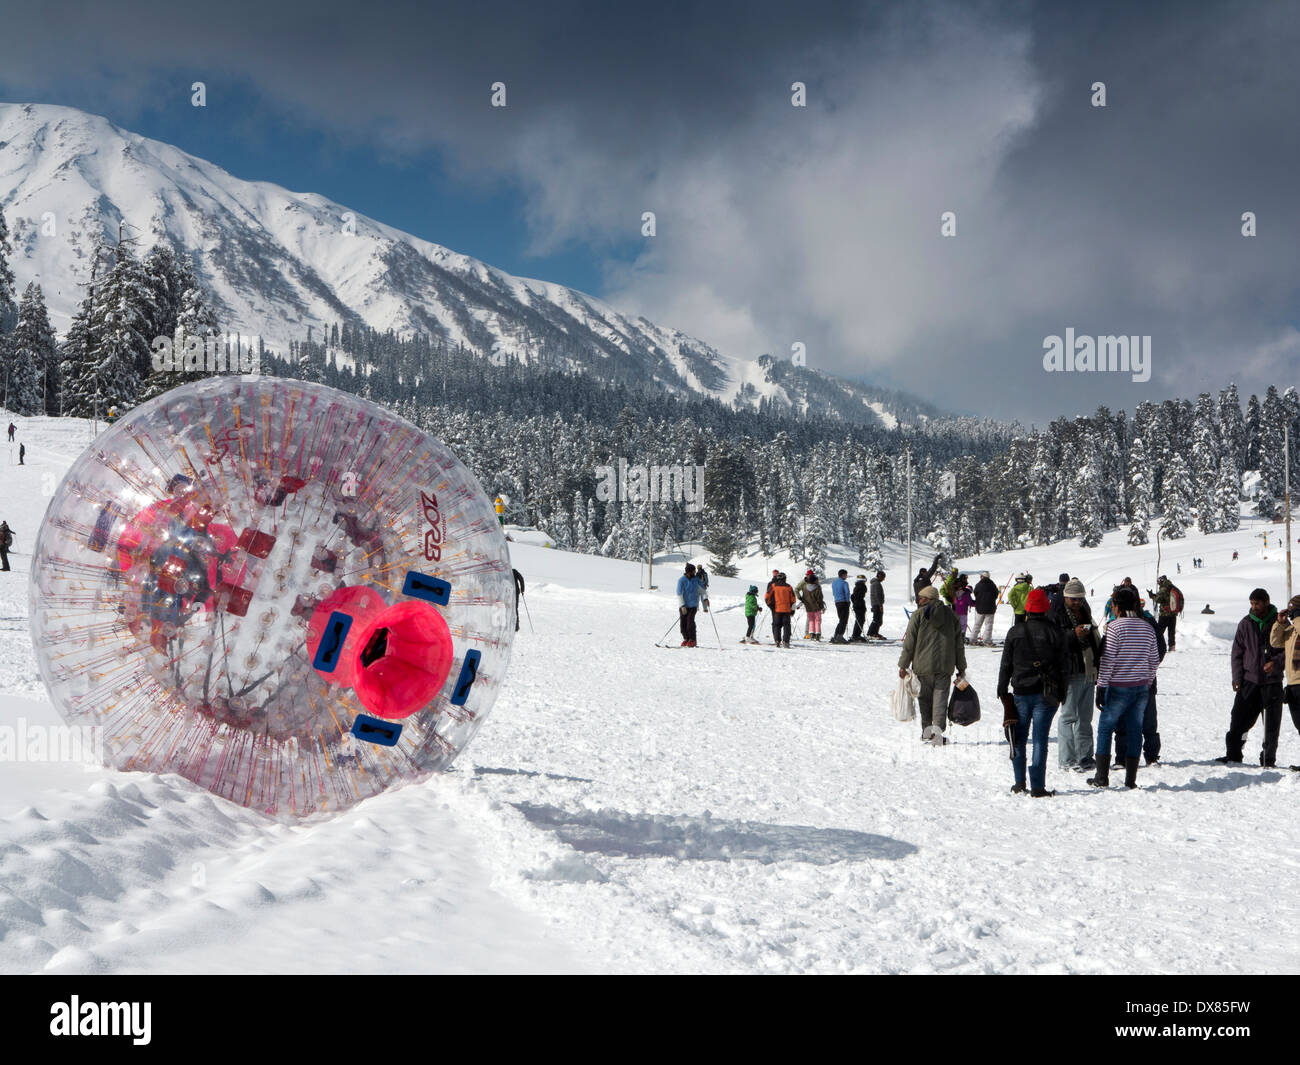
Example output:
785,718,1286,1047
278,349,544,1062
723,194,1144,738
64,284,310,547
891,670,918,722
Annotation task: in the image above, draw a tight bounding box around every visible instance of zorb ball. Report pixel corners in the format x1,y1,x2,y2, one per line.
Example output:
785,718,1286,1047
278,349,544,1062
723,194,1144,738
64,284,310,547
30,377,515,817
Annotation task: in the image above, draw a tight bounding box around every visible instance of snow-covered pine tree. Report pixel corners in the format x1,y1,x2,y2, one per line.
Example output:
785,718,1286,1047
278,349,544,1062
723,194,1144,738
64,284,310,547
1191,392,1221,534
927,521,953,571
139,254,220,401
0,210,18,333
1218,383,1246,476
1127,437,1152,545
1159,452,1194,539
1215,456,1241,532
1245,393,1262,471
1072,456,1105,548
3,283,53,415
90,241,153,411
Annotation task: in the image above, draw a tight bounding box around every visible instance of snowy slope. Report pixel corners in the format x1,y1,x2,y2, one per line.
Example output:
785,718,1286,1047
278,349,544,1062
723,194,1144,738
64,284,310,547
3,413,1300,973
0,102,924,427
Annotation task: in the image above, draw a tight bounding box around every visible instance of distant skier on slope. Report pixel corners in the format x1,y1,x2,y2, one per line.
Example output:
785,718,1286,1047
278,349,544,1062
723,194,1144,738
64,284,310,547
513,568,525,632
741,585,762,644
867,570,887,640
768,572,795,648
676,563,701,647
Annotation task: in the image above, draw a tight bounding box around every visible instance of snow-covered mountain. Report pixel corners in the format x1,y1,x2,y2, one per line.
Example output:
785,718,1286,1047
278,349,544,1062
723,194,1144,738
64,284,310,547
0,102,927,426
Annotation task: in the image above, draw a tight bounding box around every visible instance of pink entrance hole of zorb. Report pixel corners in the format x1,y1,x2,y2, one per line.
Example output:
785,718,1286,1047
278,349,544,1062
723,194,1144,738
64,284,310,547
30,376,515,818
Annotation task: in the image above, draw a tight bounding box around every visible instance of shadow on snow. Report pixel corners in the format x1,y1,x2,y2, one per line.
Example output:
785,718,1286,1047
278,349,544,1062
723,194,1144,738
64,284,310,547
512,802,917,864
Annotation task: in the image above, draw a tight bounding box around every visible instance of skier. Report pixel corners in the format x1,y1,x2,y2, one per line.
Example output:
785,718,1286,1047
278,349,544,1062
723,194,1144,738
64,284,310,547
1089,586,1160,789
1151,575,1183,652
1268,596,1300,765
795,569,825,640
675,563,701,647
768,572,795,648
512,568,525,632
1048,579,1102,771
696,565,710,612
1007,572,1033,624
494,495,506,527
1114,595,1167,765
829,569,852,643
850,574,869,642
972,571,998,645
912,553,941,603
0,520,11,571
998,588,1069,796
897,585,967,746
1233,550,1239,561
17,443,24,466
741,585,762,644
867,569,886,640
5,423,13,442
1216,588,1285,766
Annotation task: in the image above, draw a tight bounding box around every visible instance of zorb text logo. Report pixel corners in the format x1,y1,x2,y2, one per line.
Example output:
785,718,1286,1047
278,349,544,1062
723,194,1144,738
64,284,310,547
151,334,260,375
420,490,447,561
595,457,706,513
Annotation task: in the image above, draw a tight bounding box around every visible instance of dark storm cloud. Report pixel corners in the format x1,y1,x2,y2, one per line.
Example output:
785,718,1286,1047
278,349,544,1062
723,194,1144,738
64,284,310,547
3,0,1298,417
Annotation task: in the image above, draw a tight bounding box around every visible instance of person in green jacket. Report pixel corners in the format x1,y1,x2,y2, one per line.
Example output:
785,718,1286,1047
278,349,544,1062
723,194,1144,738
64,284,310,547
898,585,968,745
1008,573,1033,623
940,567,960,605
741,585,762,644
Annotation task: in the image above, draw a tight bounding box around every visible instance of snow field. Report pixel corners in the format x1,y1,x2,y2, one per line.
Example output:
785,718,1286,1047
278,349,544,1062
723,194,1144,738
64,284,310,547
2,413,1300,973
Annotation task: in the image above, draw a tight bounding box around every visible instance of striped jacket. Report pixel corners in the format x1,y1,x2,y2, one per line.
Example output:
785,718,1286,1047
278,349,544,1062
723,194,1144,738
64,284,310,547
1098,617,1160,688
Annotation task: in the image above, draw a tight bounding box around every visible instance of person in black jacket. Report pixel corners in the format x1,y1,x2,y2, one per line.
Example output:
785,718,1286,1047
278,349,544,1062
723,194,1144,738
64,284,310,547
912,554,941,603
867,570,886,639
971,571,998,645
997,587,1069,797
1216,588,1285,765
513,569,525,631
850,574,869,642
1048,578,1103,771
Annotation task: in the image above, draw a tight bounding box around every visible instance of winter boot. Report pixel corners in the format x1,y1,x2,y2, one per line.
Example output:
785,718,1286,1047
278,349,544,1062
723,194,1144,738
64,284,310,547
1086,757,1110,788
1030,788,1056,798
1123,757,1140,789
829,635,847,645
1010,782,1027,794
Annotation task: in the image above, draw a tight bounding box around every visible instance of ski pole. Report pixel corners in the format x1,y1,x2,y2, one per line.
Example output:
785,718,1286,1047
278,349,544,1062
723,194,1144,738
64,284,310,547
654,617,679,646
521,593,535,634
708,603,723,648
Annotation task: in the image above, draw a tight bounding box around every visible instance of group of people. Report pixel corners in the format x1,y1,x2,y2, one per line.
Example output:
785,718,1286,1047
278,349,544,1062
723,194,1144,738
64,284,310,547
746,568,890,648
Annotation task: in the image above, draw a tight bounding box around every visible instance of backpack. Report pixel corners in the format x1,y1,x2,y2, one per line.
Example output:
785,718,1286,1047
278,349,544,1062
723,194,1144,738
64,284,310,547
1169,586,1184,615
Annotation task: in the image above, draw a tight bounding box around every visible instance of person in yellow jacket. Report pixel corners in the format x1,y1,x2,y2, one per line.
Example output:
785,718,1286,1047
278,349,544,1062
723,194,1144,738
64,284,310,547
1269,595,1300,761
494,496,505,527
1007,573,1033,623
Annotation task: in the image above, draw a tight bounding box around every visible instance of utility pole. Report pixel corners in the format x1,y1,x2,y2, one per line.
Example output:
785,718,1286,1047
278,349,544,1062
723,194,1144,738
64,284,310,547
905,445,913,602
648,503,655,590
1287,424,1293,601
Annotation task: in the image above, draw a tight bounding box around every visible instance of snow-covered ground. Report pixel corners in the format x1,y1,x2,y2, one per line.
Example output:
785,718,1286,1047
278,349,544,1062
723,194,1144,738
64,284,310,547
3,413,1300,974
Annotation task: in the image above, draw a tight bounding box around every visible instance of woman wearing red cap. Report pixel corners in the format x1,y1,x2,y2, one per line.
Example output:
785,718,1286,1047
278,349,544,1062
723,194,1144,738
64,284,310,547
997,587,1069,796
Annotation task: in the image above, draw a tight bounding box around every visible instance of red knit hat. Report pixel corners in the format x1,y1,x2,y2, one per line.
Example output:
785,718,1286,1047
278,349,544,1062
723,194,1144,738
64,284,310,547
1025,588,1050,614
